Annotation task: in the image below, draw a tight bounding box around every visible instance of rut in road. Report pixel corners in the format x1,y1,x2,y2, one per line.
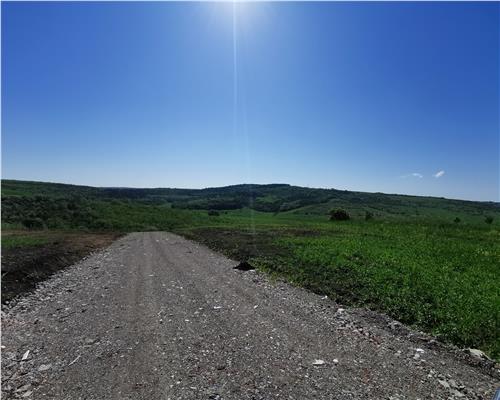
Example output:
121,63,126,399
1,232,498,400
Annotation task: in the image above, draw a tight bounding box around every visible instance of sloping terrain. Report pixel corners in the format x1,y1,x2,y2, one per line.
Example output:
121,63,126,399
1,233,498,399
3,180,499,225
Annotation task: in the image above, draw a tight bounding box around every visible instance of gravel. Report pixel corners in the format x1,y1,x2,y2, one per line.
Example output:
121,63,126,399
2,232,499,399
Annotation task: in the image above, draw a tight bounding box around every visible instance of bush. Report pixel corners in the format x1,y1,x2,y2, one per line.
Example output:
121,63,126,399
142,226,159,231
365,211,374,221
454,217,461,224
329,209,350,221
208,210,220,216
91,219,114,230
46,217,67,229
485,216,493,224
22,218,46,229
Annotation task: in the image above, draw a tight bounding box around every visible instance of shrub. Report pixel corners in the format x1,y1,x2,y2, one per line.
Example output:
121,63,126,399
454,217,461,224
46,217,67,229
142,226,159,231
91,219,114,230
329,209,350,221
22,218,45,229
365,211,374,221
208,210,220,217
485,216,493,224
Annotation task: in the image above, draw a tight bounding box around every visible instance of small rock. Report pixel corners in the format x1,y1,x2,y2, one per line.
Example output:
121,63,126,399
68,355,81,366
451,389,465,398
38,364,52,372
16,384,31,393
448,379,458,389
312,359,325,366
467,348,490,360
438,380,450,389
233,261,255,271
21,350,30,361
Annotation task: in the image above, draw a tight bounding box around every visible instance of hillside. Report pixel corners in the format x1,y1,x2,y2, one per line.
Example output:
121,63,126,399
2,180,499,230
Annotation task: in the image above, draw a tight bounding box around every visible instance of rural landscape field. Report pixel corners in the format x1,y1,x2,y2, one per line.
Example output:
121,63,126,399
2,179,499,360
2,1,499,398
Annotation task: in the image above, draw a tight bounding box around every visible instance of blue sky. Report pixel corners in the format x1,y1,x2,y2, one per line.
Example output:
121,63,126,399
2,2,499,201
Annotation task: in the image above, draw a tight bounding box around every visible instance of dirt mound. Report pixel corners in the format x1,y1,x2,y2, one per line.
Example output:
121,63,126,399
233,261,255,271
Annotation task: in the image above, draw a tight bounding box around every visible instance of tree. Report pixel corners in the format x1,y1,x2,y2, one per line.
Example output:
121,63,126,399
485,216,493,224
329,209,350,221
365,211,374,221
454,217,461,224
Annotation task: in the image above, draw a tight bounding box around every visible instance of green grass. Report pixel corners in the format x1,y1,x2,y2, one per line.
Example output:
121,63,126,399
278,222,499,354
2,234,52,249
2,179,499,359
180,211,500,359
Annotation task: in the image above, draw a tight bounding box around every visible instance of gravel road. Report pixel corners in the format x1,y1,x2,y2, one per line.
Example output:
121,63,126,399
2,232,499,399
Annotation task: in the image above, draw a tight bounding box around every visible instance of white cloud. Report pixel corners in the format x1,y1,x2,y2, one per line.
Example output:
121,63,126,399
433,170,445,178
401,172,423,179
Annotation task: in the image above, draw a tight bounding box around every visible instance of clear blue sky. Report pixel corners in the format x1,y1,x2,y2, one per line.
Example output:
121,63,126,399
2,2,499,201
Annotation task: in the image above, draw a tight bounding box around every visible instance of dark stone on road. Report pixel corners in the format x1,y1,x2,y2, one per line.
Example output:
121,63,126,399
233,261,255,271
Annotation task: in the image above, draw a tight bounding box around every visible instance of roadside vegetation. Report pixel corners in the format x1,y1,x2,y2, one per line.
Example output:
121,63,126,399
2,233,52,249
2,179,499,359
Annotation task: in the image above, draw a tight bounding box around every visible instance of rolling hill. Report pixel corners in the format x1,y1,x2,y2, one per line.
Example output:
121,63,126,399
2,179,499,230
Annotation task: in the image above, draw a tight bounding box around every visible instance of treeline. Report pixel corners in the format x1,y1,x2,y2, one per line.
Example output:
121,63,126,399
171,185,335,212
1,194,219,232
2,196,102,229
2,180,338,213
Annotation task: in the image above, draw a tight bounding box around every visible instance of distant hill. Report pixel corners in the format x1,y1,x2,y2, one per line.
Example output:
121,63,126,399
2,179,499,226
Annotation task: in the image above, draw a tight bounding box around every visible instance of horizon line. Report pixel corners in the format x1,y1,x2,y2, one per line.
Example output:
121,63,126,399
2,177,499,205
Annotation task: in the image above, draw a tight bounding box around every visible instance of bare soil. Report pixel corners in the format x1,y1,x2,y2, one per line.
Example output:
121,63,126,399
1,231,121,303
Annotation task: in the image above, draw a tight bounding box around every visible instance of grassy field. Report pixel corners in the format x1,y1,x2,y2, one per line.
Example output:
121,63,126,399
1,179,499,359
179,211,500,359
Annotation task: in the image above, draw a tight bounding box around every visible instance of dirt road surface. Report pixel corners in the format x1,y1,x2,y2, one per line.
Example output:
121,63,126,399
2,232,499,399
